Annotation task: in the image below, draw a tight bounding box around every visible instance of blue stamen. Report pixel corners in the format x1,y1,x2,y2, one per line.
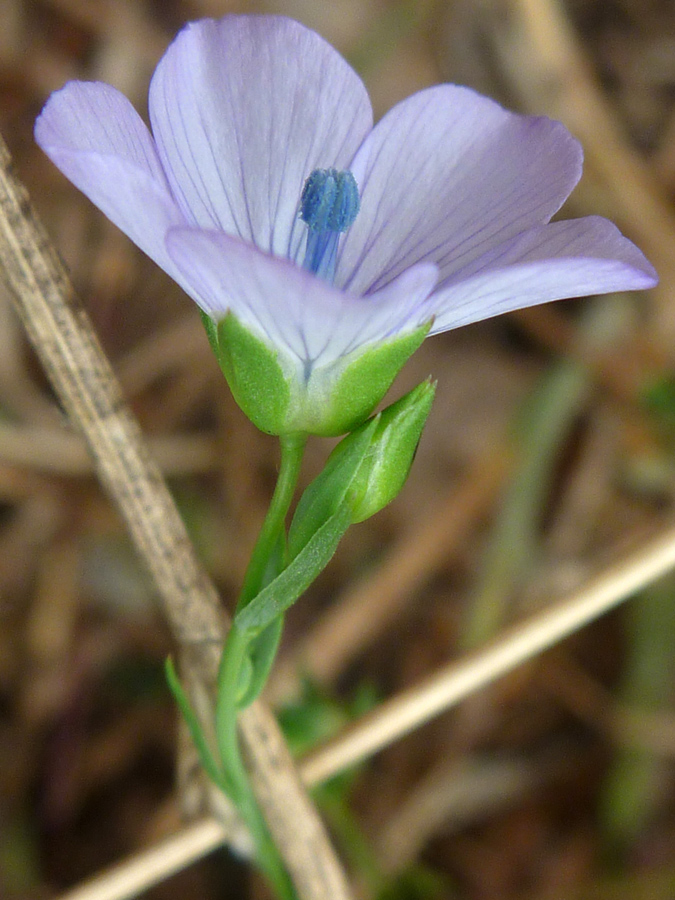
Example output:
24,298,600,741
300,168,359,282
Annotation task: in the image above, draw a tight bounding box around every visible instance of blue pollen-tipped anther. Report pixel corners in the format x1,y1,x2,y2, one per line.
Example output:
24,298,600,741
300,168,359,282
300,168,360,233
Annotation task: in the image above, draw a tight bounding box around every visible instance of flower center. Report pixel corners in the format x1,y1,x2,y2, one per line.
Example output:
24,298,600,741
300,168,359,283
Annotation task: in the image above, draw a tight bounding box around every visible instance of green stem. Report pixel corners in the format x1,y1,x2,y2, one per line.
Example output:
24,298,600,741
215,433,307,900
217,625,296,898
238,432,307,610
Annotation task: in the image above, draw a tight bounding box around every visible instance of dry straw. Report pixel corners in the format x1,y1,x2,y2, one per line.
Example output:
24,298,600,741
54,514,675,900
0,132,352,900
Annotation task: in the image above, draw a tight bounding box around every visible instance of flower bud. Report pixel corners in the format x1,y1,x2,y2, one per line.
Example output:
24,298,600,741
288,379,434,558
346,379,435,523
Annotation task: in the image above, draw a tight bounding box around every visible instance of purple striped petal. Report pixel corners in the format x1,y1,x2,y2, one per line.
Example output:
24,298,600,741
165,227,438,371
337,85,583,295
34,81,187,285
149,16,372,262
429,216,658,332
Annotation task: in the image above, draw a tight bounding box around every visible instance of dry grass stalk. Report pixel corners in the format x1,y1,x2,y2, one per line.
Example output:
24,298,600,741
54,508,675,900
0,131,353,900
300,517,675,781
55,819,228,900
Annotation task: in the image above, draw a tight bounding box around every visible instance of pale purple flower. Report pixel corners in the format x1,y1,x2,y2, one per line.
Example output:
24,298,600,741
35,15,656,423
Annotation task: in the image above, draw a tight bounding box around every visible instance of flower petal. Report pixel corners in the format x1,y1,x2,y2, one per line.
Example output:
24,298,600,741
429,216,658,333
165,227,438,372
337,85,583,295
34,81,186,282
149,16,373,261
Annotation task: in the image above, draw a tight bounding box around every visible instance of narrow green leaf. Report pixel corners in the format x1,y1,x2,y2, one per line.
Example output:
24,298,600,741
288,419,376,558
165,657,227,791
235,503,352,633
236,616,284,709
234,652,254,705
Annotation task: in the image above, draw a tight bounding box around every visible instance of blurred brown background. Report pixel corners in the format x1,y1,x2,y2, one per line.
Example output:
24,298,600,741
2,1,675,898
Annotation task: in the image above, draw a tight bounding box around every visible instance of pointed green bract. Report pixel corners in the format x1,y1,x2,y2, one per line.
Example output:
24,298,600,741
288,379,434,556
199,309,219,357
291,380,435,534
215,313,291,435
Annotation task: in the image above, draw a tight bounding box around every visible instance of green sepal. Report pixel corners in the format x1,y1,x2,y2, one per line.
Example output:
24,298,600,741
288,418,378,558
165,657,227,792
199,310,219,357
235,616,284,709
306,322,431,437
234,503,352,634
205,309,429,437
214,312,291,435
348,379,435,523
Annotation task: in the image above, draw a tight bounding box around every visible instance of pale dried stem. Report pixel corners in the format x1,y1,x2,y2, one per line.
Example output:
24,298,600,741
300,519,675,783
54,512,675,900
0,134,353,900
